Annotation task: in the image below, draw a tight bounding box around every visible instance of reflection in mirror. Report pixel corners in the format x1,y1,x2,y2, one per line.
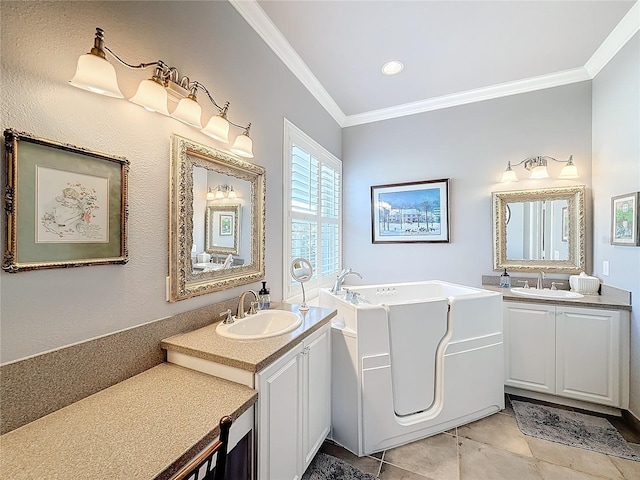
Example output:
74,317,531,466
169,134,265,302
506,199,569,261
492,185,586,273
291,258,313,311
205,204,241,255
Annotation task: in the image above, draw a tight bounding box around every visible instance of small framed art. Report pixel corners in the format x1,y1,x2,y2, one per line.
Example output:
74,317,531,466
611,192,639,246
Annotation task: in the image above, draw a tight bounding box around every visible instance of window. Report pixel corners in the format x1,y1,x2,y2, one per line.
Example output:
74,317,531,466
283,119,341,302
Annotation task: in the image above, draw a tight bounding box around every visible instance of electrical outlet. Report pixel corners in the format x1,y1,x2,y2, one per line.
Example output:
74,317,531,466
603,260,610,276
166,277,171,301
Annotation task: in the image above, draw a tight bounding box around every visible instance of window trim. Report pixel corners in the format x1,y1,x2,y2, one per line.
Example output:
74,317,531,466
282,118,342,303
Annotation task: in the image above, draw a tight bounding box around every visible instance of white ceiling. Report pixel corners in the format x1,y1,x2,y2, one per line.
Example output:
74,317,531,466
231,0,638,127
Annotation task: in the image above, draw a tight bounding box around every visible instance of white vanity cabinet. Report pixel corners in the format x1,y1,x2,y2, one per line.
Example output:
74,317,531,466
256,323,331,480
504,301,629,409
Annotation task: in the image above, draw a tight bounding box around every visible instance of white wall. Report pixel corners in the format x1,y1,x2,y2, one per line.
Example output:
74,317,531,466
342,83,592,286
0,1,341,363
592,32,640,417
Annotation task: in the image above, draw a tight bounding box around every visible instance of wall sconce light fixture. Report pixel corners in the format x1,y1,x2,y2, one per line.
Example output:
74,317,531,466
209,185,236,200
501,155,578,182
69,27,254,158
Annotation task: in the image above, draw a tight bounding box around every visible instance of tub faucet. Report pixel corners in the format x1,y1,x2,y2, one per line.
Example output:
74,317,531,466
331,267,362,294
536,271,546,290
237,290,259,319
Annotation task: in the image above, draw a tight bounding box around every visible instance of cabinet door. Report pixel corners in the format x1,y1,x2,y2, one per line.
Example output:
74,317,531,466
302,325,331,471
556,307,620,406
503,302,556,393
257,345,303,480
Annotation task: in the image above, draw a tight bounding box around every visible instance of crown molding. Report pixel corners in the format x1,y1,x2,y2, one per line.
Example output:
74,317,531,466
229,0,346,126
585,1,639,78
232,0,638,128
343,68,591,127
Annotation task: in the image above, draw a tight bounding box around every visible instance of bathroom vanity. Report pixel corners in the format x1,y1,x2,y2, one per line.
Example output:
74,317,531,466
161,303,335,480
489,284,632,414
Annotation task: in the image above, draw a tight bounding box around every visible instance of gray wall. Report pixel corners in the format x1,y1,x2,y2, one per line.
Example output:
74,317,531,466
342,83,593,286
592,32,640,416
0,1,341,363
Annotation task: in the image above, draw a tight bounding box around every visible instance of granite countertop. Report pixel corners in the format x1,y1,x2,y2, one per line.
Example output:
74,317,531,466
0,363,257,480
161,303,337,373
482,284,632,311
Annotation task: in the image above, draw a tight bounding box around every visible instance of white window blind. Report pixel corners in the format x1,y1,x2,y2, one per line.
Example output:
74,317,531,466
283,119,341,302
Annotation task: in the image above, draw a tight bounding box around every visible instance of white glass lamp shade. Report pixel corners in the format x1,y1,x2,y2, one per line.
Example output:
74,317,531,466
559,163,579,179
206,188,215,201
69,54,124,98
129,79,170,115
201,114,230,143
215,186,225,199
501,168,518,183
172,96,202,128
529,164,549,179
230,133,254,158
227,186,236,199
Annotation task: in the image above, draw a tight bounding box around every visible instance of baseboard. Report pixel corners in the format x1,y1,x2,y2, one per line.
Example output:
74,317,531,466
622,409,640,435
505,387,623,417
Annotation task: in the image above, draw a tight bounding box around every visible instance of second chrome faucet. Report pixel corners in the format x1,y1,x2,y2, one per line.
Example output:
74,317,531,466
330,267,362,294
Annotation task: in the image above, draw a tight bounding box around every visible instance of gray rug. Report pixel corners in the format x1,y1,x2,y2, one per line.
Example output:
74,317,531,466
302,452,378,480
512,400,639,461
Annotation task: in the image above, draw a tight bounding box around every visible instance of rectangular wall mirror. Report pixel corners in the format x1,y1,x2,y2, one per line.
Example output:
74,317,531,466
169,134,265,302
492,185,586,273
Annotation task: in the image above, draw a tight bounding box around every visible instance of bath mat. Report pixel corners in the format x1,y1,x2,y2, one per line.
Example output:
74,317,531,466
512,400,640,461
302,452,378,480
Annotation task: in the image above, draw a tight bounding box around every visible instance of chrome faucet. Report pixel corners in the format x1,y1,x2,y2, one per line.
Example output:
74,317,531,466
330,267,362,294
237,290,259,319
536,271,546,290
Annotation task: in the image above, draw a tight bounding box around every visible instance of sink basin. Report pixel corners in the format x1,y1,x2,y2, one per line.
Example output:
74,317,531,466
510,288,584,299
216,310,302,340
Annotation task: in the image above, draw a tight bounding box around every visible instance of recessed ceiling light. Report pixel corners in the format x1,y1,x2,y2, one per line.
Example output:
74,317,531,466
382,60,404,75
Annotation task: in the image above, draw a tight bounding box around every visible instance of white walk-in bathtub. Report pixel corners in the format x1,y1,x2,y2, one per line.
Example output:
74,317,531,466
319,280,503,456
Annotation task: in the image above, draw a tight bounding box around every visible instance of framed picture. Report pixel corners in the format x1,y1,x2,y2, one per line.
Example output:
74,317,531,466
371,178,450,243
3,129,129,272
611,192,640,246
219,214,233,236
561,206,569,242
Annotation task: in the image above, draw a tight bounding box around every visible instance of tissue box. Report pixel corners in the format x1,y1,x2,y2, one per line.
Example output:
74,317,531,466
569,273,600,294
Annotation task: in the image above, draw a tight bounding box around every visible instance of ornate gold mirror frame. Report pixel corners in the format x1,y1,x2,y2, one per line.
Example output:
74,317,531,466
492,185,586,273
169,134,265,302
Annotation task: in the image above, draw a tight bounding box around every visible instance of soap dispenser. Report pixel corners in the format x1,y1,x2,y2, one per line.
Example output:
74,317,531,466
499,268,511,288
258,281,271,310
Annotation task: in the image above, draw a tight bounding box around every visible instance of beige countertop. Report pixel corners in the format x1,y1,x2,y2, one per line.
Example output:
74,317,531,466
482,284,632,311
0,363,257,480
161,303,337,373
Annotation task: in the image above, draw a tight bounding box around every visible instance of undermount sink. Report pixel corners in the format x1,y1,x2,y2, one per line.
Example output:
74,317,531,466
510,288,584,299
216,310,302,340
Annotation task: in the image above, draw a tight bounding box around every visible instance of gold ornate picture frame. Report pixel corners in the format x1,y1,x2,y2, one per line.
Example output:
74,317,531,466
2,129,129,272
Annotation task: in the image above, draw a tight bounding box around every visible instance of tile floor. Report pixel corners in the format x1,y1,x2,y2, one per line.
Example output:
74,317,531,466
319,395,640,480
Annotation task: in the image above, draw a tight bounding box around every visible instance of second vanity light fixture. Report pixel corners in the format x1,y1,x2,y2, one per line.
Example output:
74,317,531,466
501,155,579,182
69,27,254,158
207,185,236,201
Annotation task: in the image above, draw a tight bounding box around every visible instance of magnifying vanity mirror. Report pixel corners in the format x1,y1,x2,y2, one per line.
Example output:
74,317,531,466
169,134,265,302
291,258,313,311
492,185,586,273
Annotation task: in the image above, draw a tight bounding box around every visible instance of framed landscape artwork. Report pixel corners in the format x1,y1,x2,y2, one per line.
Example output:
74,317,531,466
2,129,129,272
371,178,450,243
611,192,639,246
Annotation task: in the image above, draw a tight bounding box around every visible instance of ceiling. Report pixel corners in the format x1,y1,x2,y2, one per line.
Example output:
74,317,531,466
231,0,638,127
